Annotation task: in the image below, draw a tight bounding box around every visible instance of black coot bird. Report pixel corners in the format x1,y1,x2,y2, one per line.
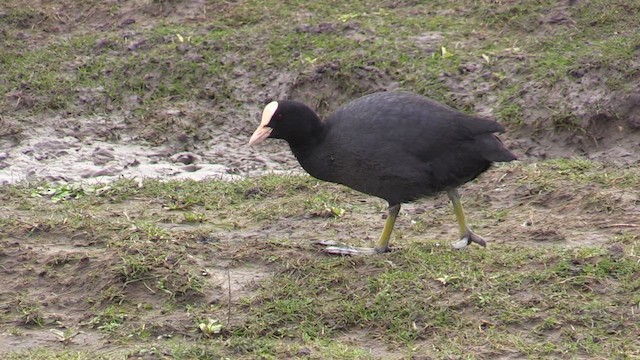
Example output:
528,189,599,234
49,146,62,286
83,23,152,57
249,91,516,255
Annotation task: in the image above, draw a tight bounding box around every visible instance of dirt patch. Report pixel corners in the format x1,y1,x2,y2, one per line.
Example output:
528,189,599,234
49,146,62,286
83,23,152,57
0,63,402,185
0,110,300,184
441,51,640,165
0,236,124,353
0,214,283,355
289,63,400,117
0,328,110,356
509,72,640,165
6,65,636,185
336,329,404,359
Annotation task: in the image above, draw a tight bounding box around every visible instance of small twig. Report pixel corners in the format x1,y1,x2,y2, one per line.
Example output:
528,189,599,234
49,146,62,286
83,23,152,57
142,281,157,294
122,276,155,288
599,224,640,229
557,275,598,285
227,268,231,326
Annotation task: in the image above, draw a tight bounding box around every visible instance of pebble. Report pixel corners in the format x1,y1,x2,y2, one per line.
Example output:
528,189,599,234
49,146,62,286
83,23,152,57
181,165,202,172
81,167,121,178
171,152,200,165
92,147,116,165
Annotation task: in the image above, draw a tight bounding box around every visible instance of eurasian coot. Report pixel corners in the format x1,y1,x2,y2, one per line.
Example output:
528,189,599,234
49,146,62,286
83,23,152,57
249,91,516,255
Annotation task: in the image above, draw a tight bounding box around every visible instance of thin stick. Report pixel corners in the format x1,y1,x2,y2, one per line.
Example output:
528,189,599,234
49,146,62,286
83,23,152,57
227,268,231,326
599,224,640,229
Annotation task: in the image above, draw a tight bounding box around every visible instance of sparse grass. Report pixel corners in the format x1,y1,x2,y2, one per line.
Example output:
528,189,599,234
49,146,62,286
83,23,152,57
239,242,639,356
88,305,128,334
1,0,638,136
4,349,104,360
2,159,640,358
518,157,640,189
17,300,45,327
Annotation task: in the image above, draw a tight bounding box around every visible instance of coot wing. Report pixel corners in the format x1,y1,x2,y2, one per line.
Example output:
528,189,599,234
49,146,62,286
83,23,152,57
325,92,505,161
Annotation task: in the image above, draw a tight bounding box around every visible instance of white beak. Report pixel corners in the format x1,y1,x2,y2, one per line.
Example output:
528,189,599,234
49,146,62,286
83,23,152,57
248,126,273,146
248,101,279,146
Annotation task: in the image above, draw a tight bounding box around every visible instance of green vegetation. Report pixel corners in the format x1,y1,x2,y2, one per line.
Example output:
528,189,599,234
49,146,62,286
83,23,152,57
2,159,640,358
1,0,638,133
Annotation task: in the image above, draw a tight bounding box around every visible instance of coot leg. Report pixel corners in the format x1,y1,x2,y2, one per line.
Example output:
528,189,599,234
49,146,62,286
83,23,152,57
324,203,401,255
447,190,487,249
373,203,401,252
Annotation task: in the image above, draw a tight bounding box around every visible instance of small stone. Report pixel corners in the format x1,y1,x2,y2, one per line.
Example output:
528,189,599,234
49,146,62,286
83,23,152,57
120,18,135,27
93,38,112,51
181,165,201,172
92,147,116,165
81,167,120,178
127,39,147,51
166,109,183,116
171,152,200,165
608,244,624,260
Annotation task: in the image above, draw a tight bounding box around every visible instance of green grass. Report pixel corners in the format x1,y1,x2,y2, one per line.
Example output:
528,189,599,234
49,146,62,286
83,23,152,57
1,159,640,358
239,244,637,350
2,0,638,135
518,157,640,190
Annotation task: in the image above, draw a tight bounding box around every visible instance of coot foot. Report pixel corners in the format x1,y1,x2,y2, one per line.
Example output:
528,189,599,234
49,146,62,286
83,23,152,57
447,189,488,249
451,229,487,249
316,240,397,255
323,246,389,256
316,204,402,256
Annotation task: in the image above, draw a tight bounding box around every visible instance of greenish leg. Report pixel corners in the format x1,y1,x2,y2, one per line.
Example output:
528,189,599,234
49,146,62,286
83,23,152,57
374,203,401,253
449,189,469,237
323,203,401,255
447,189,487,249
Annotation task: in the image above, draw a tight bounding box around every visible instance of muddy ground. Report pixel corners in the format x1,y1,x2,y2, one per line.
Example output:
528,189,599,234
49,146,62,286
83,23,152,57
1,1,639,185
1,1,639,359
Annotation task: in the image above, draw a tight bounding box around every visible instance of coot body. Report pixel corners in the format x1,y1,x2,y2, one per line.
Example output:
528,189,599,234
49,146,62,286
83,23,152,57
249,91,516,254
290,92,513,205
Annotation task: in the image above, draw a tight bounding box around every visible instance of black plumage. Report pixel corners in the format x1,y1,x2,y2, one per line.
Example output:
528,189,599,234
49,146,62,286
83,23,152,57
249,91,516,255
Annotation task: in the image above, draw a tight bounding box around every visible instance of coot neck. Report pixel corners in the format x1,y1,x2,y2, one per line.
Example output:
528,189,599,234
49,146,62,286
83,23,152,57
288,121,326,160
281,107,323,145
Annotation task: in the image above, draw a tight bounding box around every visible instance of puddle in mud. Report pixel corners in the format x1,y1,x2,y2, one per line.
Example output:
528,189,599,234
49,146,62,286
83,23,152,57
0,114,299,185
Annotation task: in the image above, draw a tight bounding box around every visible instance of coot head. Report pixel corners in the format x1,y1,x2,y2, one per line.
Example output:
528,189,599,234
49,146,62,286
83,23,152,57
249,100,322,148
